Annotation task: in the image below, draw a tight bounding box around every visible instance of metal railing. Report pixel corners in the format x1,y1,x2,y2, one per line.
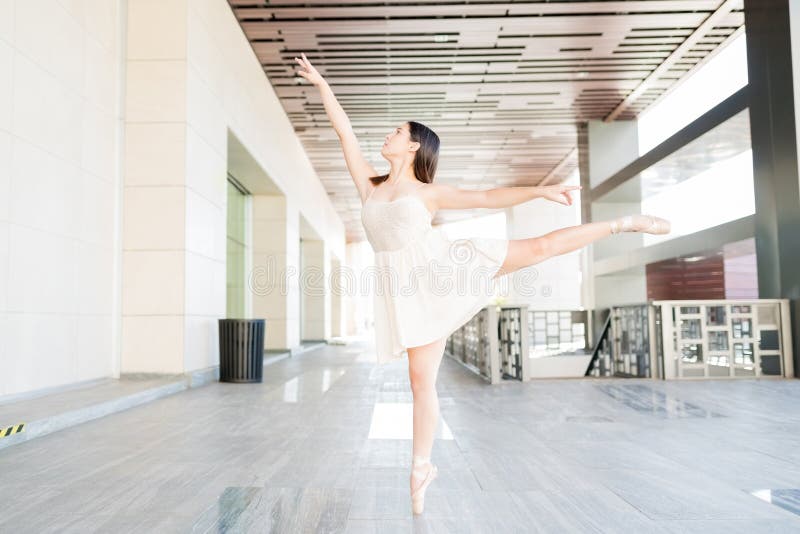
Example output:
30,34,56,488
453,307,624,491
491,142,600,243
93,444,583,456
586,314,612,377
445,308,493,380
445,305,530,383
655,299,794,380
528,310,590,357
585,305,651,378
446,300,795,382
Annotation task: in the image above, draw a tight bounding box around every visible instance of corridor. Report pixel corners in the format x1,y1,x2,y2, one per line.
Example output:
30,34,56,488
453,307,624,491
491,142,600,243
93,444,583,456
2,339,800,533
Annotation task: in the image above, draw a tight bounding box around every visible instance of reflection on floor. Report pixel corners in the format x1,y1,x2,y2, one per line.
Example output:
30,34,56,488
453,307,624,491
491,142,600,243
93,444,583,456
2,336,800,533
750,489,800,518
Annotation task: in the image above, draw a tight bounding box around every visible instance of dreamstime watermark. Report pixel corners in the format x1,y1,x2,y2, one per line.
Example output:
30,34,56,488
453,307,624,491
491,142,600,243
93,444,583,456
248,240,553,299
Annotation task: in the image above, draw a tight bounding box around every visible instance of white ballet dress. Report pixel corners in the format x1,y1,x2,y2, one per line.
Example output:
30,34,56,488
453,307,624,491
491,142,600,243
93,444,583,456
360,187,510,365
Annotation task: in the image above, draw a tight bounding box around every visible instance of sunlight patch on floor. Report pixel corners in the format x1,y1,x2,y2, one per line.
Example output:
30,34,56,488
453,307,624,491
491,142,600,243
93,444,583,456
367,402,454,440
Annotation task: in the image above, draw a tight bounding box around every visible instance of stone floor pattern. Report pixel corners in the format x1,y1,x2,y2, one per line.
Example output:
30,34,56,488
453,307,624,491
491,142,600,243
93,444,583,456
2,338,800,533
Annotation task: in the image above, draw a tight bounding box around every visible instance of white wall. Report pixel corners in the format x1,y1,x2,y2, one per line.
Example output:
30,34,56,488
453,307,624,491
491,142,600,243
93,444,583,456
183,0,344,361
594,271,648,308
122,0,346,373
0,1,121,397
123,0,192,374
1,0,348,397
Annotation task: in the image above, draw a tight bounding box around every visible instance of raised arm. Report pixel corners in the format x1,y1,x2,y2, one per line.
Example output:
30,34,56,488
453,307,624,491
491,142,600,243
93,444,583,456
295,53,377,203
427,183,582,210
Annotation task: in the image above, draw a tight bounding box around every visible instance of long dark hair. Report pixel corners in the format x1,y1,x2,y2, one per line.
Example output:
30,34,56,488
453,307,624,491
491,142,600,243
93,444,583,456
369,121,440,185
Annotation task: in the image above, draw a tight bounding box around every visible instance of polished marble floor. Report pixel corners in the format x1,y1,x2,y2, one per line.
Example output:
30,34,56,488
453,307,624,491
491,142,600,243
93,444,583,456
2,337,800,533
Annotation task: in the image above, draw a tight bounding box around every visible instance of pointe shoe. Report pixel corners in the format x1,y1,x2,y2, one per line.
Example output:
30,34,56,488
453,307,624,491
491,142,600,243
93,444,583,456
410,455,438,515
610,214,671,235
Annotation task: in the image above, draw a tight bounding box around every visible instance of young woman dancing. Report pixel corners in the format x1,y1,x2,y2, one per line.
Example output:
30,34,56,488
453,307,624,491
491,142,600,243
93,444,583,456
294,52,670,515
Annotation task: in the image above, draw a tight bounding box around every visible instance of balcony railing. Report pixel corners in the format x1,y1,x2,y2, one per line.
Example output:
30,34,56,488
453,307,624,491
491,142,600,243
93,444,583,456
446,299,794,382
584,305,651,377
528,310,590,357
445,307,494,381
655,299,794,379
445,305,530,384
588,300,795,379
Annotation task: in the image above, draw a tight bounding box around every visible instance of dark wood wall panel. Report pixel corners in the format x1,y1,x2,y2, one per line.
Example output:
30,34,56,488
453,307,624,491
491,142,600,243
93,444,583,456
646,255,726,300
646,238,759,300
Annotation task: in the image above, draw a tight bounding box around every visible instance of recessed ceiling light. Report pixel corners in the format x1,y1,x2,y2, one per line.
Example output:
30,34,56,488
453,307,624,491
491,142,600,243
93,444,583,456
434,35,449,43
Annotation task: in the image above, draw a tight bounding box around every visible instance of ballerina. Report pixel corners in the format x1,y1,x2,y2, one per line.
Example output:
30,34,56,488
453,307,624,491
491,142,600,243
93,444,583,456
294,52,670,515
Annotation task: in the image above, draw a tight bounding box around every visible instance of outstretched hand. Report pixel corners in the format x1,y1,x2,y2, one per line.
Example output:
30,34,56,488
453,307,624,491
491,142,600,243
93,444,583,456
540,184,582,206
294,52,325,86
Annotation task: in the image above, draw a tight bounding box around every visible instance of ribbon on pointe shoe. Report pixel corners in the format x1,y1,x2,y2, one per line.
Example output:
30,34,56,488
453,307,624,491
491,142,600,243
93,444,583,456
610,215,670,235
410,455,437,514
642,215,671,234
609,215,634,234
411,455,431,483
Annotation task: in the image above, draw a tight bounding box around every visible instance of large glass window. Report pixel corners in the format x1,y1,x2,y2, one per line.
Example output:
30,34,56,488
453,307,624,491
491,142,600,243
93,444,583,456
641,110,753,246
638,33,748,154
595,109,754,248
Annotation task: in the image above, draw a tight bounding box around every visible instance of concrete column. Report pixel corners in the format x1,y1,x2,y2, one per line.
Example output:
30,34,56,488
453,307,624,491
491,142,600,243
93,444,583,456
121,0,191,374
577,124,592,224
586,119,641,189
744,0,800,371
300,239,327,341
577,124,595,314
579,119,648,309
252,195,300,351
586,119,644,261
330,255,343,338
122,0,230,375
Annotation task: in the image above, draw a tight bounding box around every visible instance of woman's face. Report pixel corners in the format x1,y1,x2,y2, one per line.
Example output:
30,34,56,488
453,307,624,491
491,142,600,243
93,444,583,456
381,123,412,159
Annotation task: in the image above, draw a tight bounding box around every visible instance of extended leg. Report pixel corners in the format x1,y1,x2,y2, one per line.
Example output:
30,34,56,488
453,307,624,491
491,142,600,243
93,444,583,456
494,214,669,277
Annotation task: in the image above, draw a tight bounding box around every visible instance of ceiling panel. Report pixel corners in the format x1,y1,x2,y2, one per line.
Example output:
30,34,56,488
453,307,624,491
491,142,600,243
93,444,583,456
226,0,745,242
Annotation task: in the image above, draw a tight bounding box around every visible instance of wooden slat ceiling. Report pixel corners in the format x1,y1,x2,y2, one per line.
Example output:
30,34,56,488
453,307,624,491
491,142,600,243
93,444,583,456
226,0,745,243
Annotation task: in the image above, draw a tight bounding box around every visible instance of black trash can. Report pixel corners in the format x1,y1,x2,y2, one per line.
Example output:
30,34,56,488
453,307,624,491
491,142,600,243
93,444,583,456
218,319,265,383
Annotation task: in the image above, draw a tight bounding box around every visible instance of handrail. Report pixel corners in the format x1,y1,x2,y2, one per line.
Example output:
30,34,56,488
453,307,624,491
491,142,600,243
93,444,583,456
585,314,612,376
